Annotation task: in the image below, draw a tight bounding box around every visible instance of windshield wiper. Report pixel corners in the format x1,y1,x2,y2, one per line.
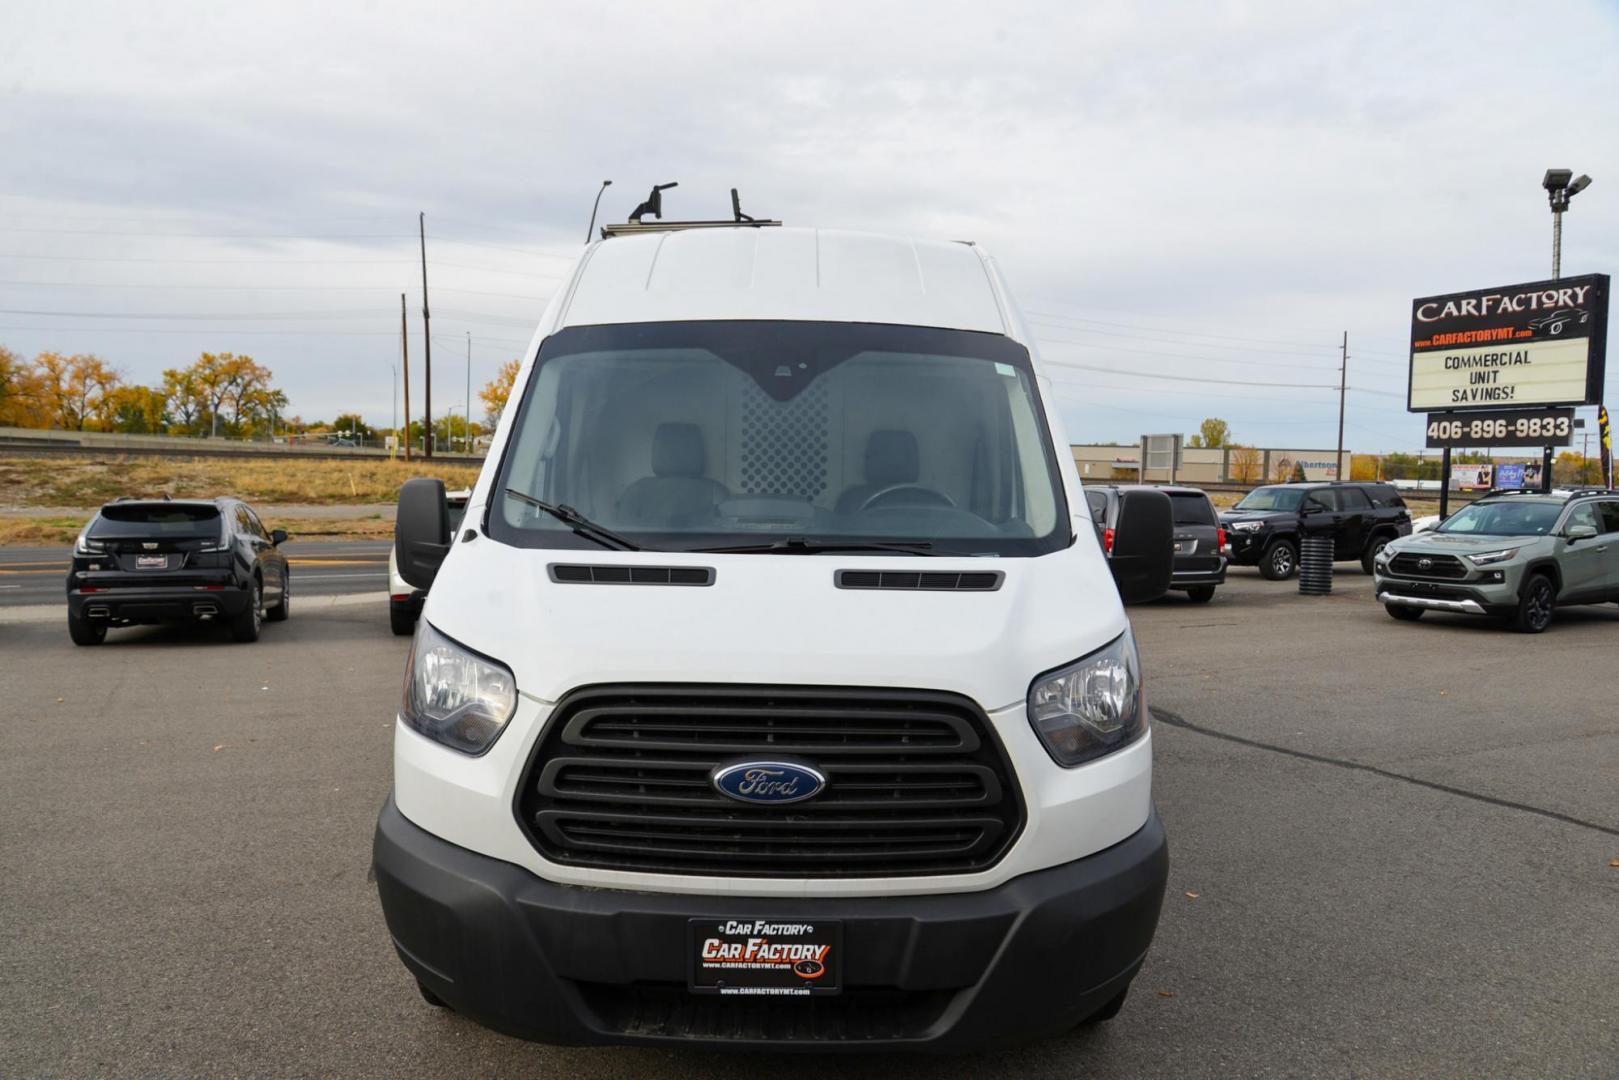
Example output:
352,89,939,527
504,488,641,551
691,537,970,557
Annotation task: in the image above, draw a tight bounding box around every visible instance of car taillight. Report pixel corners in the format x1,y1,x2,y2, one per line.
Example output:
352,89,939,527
1217,527,1227,547
1103,527,1115,554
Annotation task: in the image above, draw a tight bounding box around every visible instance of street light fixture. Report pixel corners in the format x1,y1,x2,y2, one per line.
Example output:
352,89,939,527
1542,168,1593,279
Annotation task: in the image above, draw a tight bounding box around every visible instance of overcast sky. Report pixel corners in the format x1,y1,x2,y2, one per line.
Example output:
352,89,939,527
4,0,1618,451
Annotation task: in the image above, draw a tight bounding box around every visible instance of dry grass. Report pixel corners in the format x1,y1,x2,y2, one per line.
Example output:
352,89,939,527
0,513,396,547
0,455,482,508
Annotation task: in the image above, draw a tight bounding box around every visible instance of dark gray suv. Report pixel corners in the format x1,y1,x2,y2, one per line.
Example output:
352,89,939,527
1087,484,1226,602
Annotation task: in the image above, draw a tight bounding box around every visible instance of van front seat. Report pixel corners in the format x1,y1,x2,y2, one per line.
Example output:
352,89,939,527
835,429,920,515
616,422,728,526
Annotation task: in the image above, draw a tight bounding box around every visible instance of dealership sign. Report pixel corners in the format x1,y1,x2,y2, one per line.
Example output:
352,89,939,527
1407,274,1609,412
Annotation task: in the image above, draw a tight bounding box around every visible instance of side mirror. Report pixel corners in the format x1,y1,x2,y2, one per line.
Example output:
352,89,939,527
396,477,451,590
1110,488,1174,604
1566,523,1598,543
270,528,288,546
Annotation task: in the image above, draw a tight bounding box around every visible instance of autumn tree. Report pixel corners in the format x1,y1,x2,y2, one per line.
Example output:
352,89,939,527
1188,417,1231,450
102,385,170,434
480,359,522,427
1227,445,1261,484
0,345,49,427
33,352,122,430
161,352,284,437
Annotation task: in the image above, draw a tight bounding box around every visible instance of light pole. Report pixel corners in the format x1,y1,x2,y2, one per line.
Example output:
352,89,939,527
465,332,472,455
585,179,613,243
1543,169,1592,281
446,404,464,452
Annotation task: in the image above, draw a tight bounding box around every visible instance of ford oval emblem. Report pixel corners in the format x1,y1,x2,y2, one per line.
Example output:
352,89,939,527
712,761,827,805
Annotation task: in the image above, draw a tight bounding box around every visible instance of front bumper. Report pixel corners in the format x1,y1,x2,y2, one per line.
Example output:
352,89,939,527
373,794,1169,1052
1373,573,1519,617
1224,530,1271,565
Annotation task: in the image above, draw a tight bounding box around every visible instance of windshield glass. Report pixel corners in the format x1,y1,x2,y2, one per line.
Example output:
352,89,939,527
1436,500,1562,537
490,321,1067,555
1234,487,1303,511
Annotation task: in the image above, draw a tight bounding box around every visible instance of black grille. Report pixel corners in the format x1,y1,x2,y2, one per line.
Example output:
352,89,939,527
1389,553,1467,579
517,685,1024,877
548,564,714,586
574,982,953,1041
835,570,1003,591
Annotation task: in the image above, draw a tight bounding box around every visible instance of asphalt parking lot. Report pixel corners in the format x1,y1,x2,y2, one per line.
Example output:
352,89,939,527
2,566,1615,1078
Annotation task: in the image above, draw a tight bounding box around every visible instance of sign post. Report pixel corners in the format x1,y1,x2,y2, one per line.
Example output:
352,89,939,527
1409,274,1609,503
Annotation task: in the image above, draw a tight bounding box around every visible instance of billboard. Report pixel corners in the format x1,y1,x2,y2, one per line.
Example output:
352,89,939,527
1408,274,1609,412
1423,406,1574,448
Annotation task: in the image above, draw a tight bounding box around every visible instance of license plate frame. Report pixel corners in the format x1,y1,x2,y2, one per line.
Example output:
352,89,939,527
688,918,842,997
134,554,170,570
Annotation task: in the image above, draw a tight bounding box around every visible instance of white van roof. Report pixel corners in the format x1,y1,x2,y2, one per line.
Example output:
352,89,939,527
553,226,1011,336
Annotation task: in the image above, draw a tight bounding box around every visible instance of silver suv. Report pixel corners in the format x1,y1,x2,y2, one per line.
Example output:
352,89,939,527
1372,490,1619,633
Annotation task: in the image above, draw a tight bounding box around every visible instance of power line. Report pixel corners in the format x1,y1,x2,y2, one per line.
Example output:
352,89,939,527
1041,355,1337,389
0,306,388,321
0,279,547,301
1033,332,1341,373
1025,311,1341,357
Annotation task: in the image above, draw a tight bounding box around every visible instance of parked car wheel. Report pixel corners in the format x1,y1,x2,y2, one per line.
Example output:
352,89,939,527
1258,539,1297,580
1361,534,1392,576
389,598,417,637
1511,574,1556,634
266,568,290,622
1385,603,1424,621
231,581,263,643
1185,585,1216,604
68,612,107,646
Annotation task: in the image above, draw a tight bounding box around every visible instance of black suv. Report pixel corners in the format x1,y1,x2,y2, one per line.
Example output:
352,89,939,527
67,497,290,645
1219,482,1412,580
1087,484,1227,602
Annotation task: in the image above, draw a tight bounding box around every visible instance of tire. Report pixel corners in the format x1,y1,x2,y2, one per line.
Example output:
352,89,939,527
417,980,449,1009
266,568,290,622
231,581,263,643
1511,574,1556,634
68,613,107,646
1385,603,1424,621
1081,985,1129,1025
1361,534,1391,576
1185,585,1216,604
1258,539,1298,581
389,599,417,637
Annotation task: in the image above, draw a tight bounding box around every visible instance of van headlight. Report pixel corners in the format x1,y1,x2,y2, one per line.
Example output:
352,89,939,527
1027,629,1146,767
403,622,517,754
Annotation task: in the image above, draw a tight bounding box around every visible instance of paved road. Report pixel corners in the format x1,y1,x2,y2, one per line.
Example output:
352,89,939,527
0,540,392,609
1,569,1615,1077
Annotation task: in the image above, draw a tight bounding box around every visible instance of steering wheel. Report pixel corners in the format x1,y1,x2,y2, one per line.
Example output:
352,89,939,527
858,484,957,513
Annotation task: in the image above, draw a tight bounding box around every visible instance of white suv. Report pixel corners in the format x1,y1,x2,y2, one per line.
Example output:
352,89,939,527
374,222,1173,1051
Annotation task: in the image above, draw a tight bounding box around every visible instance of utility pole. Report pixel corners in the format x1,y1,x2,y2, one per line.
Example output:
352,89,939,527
465,331,472,454
1543,170,1592,492
400,292,412,460
1336,331,1348,481
419,212,433,459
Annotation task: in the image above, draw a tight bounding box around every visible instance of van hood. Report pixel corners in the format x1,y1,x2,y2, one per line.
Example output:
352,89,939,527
419,533,1127,712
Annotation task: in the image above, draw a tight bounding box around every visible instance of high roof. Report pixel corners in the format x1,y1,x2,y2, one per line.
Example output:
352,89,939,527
554,226,1010,335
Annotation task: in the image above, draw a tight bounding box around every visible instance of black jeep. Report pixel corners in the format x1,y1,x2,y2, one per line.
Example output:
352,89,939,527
1219,482,1411,580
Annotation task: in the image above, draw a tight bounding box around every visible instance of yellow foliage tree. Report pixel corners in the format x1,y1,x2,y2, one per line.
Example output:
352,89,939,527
33,351,122,430
1227,445,1261,484
480,358,522,427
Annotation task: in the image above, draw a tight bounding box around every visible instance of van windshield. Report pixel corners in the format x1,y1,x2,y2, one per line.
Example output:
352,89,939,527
490,321,1068,556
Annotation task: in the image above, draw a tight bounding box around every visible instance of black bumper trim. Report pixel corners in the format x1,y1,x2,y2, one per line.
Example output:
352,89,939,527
372,794,1168,1051
68,586,251,621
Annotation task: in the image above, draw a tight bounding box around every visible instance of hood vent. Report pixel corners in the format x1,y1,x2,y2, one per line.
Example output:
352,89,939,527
549,564,714,586
835,570,1003,591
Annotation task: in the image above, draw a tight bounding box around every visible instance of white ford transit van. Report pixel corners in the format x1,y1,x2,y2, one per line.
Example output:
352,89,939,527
375,221,1174,1051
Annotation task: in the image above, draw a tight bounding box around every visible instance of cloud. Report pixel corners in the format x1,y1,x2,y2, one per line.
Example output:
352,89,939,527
1,0,1617,449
